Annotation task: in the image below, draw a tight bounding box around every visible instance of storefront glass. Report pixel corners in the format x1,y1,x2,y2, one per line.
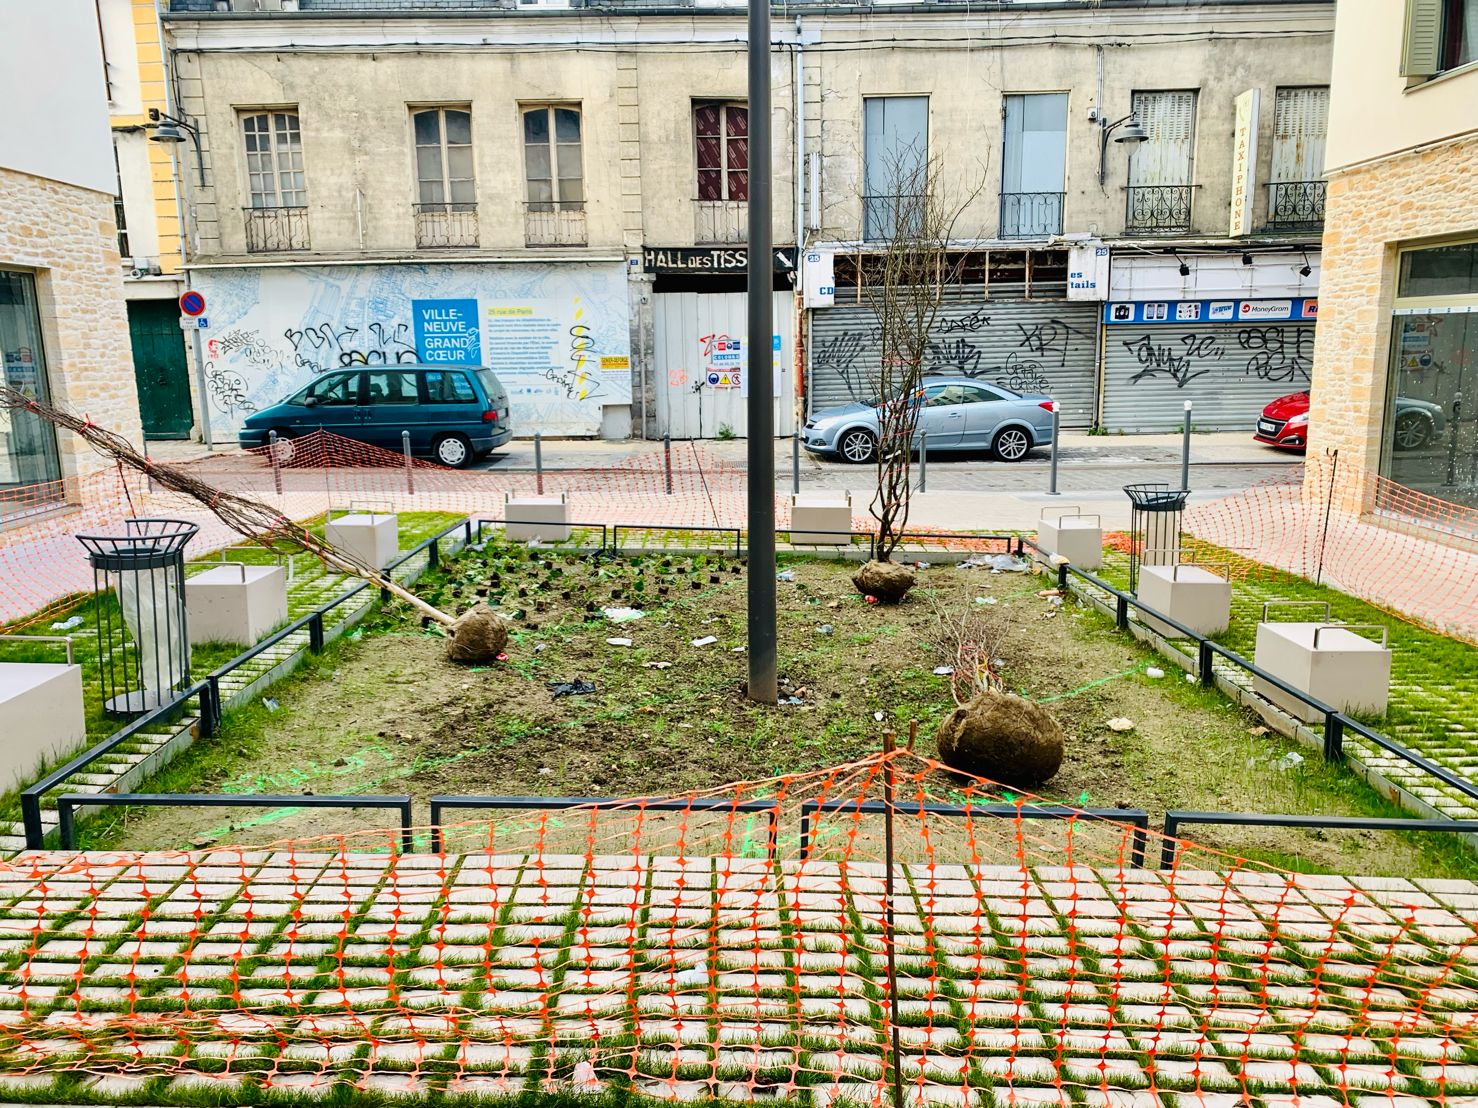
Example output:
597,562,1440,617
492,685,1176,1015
0,271,63,494
1382,241,1478,503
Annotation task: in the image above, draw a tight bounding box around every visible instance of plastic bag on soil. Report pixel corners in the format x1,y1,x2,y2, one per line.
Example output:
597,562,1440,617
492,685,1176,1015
602,607,645,622
548,678,597,698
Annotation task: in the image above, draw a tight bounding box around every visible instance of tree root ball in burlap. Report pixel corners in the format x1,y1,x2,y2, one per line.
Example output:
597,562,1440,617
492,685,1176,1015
935,691,1066,788
445,604,510,664
852,560,916,604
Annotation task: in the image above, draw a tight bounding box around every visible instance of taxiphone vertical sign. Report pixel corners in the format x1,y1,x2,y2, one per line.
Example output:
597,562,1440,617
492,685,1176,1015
412,299,482,364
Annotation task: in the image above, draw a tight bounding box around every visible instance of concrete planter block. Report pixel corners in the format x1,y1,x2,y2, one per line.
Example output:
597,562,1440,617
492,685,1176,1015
1136,564,1231,638
186,564,289,646
1253,621,1391,723
0,663,86,795
325,513,399,570
1035,508,1102,570
506,494,570,542
790,493,852,545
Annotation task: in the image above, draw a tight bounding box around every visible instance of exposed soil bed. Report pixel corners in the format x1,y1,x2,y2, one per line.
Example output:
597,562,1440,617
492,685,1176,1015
97,544,1475,877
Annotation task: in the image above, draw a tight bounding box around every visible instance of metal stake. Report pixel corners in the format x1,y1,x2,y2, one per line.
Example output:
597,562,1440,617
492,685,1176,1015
663,434,673,495
268,431,283,496
534,431,544,496
1047,401,1060,495
1180,400,1192,492
881,729,905,1108
402,431,415,495
792,430,800,495
745,0,777,704
917,431,927,494
190,326,213,450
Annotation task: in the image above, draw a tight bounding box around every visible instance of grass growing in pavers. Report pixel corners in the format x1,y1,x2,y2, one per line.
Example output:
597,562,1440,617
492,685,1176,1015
1096,542,1478,819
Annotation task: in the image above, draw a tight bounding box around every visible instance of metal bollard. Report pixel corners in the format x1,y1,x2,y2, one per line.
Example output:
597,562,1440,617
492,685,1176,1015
534,431,544,496
1047,401,1060,496
268,430,283,495
918,431,928,493
402,430,415,495
663,433,673,495
1180,400,1193,493
792,430,800,495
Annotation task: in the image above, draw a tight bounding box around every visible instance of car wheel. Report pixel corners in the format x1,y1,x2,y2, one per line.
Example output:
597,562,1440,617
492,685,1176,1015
432,433,472,468
1393,411,1432,451
992,425,1032,462
268,430,295,465
838,428,877,464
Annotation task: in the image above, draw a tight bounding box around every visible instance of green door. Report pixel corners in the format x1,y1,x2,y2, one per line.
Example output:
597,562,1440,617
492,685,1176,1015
127,300,194,440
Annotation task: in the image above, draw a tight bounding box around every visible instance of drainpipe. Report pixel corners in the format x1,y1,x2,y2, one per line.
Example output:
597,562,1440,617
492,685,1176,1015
793,17,805,255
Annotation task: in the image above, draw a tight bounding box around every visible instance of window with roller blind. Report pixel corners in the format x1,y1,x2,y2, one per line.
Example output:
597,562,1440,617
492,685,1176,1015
1125,90,1197,235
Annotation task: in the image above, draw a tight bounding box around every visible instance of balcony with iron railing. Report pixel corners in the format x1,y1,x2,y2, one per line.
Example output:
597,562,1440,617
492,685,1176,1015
862,194,928,242
524,202,587,247
1124,185,1194,236
1266,180,1327,233
998,192,1065,240
414,203,479,248
695,199,748,244
243,206,310,253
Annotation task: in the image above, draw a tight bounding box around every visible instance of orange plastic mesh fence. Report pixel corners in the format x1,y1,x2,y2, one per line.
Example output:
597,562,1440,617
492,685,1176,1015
1184,455,1478,641
0,751,1475,1105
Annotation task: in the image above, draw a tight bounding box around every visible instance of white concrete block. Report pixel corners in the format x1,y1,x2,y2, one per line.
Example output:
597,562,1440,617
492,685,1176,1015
1253,622,1391,723
186,565,289,646
790,493,852,545
506,496,570,542
324,513,399,570
1035,512,1102,570
0,663,87,795
1136,565,1231,639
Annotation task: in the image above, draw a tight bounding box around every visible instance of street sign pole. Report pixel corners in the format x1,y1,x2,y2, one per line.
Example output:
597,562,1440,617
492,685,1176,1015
745,0,776,704
190,326,214,450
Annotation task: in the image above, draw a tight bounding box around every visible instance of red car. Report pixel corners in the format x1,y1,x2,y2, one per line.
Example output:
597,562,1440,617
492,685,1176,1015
1254,390,1447,453
1253,391,1312,451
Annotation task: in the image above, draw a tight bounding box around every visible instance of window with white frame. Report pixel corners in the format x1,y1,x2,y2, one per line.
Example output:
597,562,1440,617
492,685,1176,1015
241,111,306,209
413,107,475,211
522,105,583,212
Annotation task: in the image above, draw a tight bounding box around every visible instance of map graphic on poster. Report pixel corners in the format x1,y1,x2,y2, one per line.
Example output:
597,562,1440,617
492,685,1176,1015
412,299,480,364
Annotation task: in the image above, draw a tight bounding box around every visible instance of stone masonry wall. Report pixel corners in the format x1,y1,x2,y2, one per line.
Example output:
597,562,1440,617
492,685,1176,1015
0,165,142,482
1305,133,1478,508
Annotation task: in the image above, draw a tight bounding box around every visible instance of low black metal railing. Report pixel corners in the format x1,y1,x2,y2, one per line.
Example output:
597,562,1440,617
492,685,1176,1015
1266,180,1326,232
414,202,479,248
799,798,1151,867
999,192,1065,239
1161,811,1478,870
1124,185,1193,235
243,206,310,253
429,795,780,857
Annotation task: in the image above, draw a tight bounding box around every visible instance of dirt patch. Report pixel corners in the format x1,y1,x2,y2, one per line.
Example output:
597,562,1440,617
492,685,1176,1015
99,544,1475,878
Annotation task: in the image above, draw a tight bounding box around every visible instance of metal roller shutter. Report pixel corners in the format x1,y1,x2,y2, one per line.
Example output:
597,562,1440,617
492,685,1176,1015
807,300,1100,428
1100,320,1314,432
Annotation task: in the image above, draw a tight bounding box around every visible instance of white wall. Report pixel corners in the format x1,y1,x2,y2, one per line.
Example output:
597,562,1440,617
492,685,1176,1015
99,0,143,117
0,0,117,194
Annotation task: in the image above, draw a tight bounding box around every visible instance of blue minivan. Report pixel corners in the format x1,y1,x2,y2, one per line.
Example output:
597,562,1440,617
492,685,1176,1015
237,365,512,468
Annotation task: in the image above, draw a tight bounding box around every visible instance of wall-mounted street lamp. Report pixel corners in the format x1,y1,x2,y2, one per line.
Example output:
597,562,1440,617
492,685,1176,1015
1097,111,1148,186
147,108,205,188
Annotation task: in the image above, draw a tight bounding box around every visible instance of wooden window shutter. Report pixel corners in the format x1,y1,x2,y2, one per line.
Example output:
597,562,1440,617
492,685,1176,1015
1401,0,1444,76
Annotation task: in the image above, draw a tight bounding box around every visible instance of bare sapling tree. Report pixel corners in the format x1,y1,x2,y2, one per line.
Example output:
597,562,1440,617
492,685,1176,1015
862,152,980,563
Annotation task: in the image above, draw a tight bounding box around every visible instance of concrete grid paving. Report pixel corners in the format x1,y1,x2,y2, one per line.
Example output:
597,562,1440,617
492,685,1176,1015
0,849,1472,1106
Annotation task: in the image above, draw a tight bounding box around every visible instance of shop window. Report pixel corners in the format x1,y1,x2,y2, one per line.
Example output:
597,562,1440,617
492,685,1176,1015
0,271,63,494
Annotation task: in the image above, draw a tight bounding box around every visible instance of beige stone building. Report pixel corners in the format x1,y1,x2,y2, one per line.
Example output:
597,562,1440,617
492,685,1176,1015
0,1,142,496
1305,0,1478,505
158,0,1334,445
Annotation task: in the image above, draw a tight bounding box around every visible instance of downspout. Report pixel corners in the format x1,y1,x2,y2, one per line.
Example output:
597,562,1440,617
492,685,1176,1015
793,17,806,423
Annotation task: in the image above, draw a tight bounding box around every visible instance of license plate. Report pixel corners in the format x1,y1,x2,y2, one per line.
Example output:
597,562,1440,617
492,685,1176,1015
1257,420,1277,434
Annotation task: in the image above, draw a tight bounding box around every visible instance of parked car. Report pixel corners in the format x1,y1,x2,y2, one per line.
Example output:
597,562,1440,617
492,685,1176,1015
238,365,512,468
1254,390,1446,453
802,377,1055,464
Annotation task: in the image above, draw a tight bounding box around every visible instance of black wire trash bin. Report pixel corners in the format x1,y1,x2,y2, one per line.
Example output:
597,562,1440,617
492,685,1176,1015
77,519,198,717
1124,483,1189,594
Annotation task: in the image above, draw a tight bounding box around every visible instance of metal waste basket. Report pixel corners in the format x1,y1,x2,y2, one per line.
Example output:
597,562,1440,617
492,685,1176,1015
1124,483,1189,594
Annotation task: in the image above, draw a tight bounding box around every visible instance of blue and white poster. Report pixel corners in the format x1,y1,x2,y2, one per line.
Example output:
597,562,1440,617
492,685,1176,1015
412,298,481,365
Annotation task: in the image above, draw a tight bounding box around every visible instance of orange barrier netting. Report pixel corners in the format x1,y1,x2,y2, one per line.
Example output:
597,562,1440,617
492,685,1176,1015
0,751,1475,1104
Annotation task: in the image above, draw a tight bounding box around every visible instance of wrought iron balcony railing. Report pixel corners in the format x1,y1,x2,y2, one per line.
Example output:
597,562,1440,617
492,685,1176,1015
695,200,748,244
1266,180,1327,232
524,202,587,247
998,192,1065,240
243,206,310,253
414,203,479,248
862,194,928,242
1124,185,1194,236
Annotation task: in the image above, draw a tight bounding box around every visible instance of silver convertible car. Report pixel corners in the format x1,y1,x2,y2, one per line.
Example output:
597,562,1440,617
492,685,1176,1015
802,377,1056,464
